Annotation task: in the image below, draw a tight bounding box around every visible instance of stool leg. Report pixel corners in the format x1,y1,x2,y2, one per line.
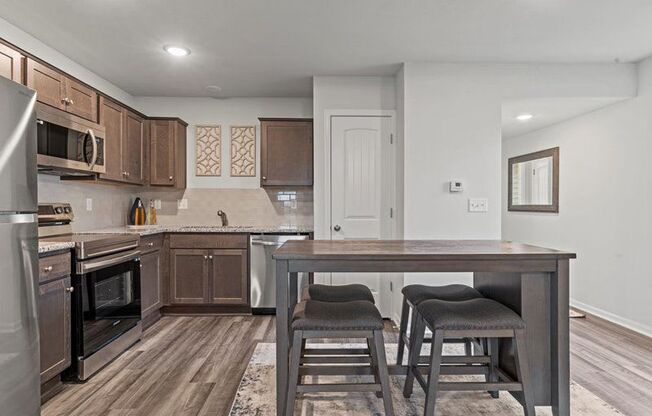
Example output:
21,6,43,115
423,330,444,416
285,330,303,416
488,338,500,399
514,329,536,416
464,338,473,356
367,337,383,398
403,312,425,398
372,329,395,416
396,296,410,365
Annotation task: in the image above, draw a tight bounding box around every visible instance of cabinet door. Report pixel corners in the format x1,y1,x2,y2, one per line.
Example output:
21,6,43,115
209,249,248,305
260,119,313,186
38,277,71,383
26,59,65,110
98,97,125,182
170,249,208,304
150,120,175,186
65,78,97,122
140,249,162,316
123,111,146,184
0,43,24,83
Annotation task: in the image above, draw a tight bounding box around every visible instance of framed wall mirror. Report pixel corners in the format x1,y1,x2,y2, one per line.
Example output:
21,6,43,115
508,147,559,213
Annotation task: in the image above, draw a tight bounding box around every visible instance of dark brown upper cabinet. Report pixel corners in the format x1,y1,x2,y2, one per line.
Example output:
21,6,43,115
26,58,97,122
260,118,313,186
98,97,147,185
150,118,187,189
0,42,24,83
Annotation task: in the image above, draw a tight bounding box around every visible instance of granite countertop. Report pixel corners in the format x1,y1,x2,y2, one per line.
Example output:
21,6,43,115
76,224,314,236
38,241,75,255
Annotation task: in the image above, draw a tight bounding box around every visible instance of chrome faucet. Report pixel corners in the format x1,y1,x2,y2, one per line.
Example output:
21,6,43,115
217,210,228,226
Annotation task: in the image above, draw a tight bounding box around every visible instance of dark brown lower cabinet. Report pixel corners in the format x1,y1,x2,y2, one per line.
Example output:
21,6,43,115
38,276,72,384
140,249,162,318
210,249,248,305
170,248,248,306
170,249,210,304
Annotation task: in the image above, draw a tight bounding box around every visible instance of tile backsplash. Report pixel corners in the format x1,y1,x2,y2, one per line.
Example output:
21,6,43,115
38,175,139,231
141,187,313,228
38,175,313,231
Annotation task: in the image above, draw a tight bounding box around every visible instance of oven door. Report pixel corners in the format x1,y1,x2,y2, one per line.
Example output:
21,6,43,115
75,251,141,358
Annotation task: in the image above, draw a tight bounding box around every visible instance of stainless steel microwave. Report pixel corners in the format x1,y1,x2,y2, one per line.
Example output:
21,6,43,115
36,103,106,176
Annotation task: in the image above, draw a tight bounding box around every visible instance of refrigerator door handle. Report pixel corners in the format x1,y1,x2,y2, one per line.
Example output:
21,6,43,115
0,213,37,224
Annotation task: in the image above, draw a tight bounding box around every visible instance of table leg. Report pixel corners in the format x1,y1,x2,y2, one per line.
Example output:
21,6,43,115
289,272,299,329
275,260,289,416
551,260,570,416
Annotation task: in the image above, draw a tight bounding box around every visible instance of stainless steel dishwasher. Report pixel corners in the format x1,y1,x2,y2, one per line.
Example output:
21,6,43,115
250,234,310,314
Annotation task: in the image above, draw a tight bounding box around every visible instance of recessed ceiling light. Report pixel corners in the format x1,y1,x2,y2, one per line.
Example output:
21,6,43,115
164,45,191,57
516,113,533,121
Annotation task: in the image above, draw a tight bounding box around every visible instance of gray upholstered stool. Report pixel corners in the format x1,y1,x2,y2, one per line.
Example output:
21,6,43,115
285,300,394,416
404,298,535,416
303,283,375,303
396,284,484,366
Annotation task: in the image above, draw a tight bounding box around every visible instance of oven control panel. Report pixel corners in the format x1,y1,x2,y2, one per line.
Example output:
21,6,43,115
38,203,74,224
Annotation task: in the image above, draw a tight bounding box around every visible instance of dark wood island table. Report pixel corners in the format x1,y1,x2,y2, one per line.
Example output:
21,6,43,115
274,240,576,416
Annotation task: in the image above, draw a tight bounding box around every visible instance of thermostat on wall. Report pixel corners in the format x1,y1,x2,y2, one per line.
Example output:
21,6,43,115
449,181,464,193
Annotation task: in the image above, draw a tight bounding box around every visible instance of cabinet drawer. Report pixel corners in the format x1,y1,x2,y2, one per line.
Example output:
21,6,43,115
169,233,248,249
139,234,163,253
39,252,71,283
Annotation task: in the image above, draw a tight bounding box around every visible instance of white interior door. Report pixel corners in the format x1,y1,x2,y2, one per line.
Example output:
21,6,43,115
330,115,395,316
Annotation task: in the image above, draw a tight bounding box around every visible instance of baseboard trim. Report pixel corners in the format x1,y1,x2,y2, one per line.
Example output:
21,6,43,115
571,299,652,338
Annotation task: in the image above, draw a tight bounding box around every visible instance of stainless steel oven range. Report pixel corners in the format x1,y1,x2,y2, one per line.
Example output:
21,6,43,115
39,203,141,381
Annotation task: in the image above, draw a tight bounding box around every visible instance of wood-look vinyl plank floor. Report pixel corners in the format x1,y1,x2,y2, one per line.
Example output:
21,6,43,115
42,314,650,416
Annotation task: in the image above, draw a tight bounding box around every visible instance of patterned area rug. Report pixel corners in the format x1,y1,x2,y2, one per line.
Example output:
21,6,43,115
230,343,623,415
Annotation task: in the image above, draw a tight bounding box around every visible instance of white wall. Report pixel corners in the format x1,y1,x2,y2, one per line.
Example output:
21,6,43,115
502,58,652,336
0,17,135,107
134,97,312,189
401,62,636,287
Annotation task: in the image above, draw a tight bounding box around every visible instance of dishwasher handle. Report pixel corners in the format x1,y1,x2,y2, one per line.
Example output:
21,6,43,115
251,239,284,247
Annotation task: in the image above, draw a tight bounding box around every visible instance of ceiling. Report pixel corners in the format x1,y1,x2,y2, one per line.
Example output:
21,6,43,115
501,97,627,139
1,0,652,97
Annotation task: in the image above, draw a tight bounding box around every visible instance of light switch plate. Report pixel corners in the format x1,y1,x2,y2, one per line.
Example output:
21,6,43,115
468,198,488,212
86,198,93,211
154,199,162,210
177,199,188,210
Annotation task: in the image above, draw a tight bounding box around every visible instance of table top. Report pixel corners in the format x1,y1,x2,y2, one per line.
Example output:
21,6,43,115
273,240,576,261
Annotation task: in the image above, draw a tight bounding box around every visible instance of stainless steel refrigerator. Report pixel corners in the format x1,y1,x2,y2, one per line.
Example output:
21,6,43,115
0,76,40,415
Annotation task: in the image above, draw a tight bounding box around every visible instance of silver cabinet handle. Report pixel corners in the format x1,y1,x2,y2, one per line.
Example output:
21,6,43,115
208,255,213,259
169,176,173,181
147,242,154,247
43,266,53,272
251,240,283,247
65,287,74,293
61,98,69,104
333,225,341,232
204,255,208,259
69,99,74,105
262,176,267,180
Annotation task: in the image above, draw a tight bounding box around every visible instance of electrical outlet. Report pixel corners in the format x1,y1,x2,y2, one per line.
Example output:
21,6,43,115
468,198,488,212
86,198,93,211
177,199,188,210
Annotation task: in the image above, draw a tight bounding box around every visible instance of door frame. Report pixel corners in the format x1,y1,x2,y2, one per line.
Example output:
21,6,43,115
321,110,400,317
321,109,398,242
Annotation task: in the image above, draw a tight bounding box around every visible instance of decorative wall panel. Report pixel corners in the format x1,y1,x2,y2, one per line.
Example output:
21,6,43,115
230,126,256,176
195,125,221,176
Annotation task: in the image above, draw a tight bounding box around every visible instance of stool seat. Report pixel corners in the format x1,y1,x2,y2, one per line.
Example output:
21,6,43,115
304,284,375,303
401,284,483,305
292,300,383,331
417,298,526,331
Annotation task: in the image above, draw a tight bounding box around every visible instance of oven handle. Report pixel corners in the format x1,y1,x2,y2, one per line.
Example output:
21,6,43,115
87,128,98,171
77,249,141,274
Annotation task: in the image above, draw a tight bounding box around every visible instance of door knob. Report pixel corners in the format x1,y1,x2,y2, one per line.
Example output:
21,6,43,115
333,225,341,232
